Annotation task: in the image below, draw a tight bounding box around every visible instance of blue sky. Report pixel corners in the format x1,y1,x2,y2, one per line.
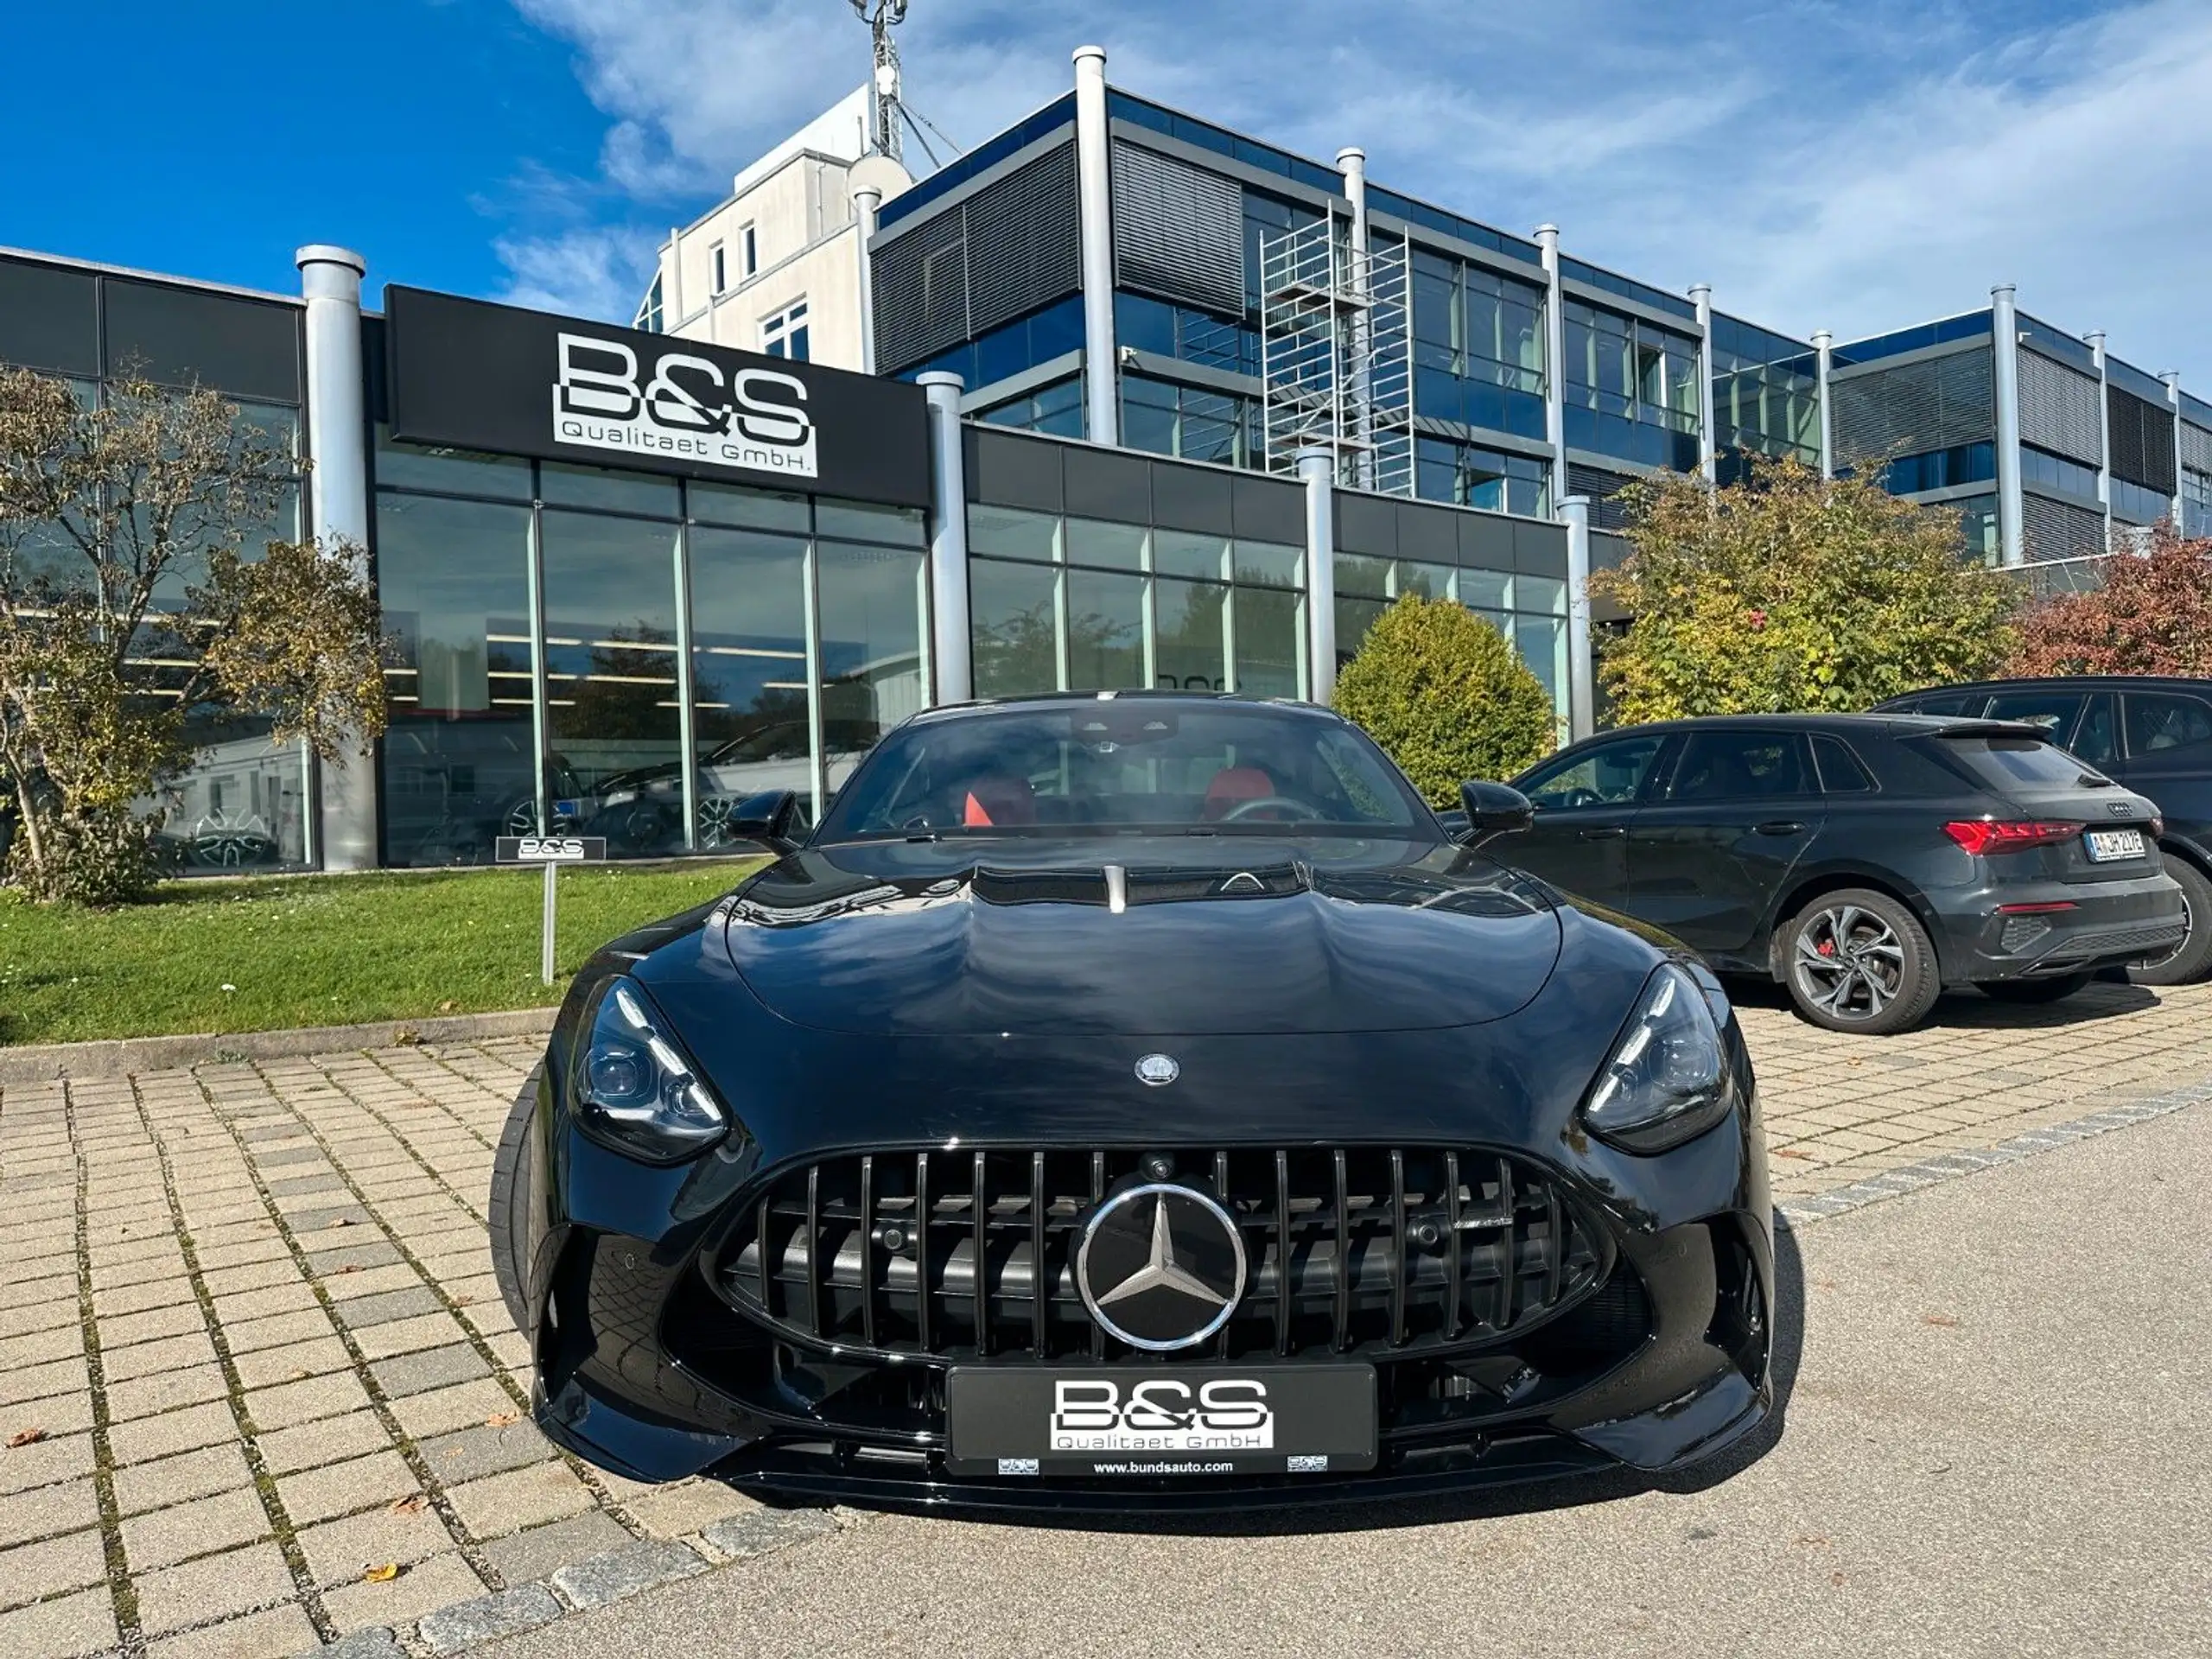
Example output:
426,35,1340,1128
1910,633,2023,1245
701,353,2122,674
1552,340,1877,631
7,0,2207,382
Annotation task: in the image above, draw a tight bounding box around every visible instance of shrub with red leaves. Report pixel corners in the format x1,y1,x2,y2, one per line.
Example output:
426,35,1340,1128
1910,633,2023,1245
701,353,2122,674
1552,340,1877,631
2008,525,2212,677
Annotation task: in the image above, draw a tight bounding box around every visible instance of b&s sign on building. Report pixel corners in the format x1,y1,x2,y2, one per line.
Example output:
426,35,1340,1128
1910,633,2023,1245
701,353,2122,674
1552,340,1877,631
382,286,931,508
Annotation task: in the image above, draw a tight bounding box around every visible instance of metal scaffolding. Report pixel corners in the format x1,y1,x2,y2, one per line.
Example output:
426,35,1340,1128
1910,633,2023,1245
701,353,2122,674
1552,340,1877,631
1259,213,1414,495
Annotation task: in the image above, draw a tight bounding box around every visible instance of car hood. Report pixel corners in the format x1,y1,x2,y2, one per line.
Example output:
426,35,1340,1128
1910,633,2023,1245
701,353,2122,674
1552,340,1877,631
713,836,1562,1038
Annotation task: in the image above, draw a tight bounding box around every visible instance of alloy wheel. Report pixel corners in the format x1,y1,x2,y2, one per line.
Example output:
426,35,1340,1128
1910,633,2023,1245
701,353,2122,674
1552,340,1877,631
1792,904,1908,1022
2139,891,2194,973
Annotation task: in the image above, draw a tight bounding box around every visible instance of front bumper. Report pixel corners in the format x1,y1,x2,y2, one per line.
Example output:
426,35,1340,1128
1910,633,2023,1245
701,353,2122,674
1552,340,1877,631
518,1127,1775,1511
1934,868,2187,982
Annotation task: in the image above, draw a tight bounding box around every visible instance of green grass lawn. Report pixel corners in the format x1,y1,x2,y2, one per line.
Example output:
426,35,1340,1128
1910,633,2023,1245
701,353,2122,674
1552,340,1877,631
0,860,766,1046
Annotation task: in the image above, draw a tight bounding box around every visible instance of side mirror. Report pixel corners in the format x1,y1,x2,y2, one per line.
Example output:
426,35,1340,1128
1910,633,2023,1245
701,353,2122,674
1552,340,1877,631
723,789,804,854
1456,780,1534,849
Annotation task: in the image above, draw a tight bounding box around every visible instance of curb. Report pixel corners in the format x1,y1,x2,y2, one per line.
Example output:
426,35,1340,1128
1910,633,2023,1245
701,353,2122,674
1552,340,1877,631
1775,1073,2212,1231
0,1007,556,1084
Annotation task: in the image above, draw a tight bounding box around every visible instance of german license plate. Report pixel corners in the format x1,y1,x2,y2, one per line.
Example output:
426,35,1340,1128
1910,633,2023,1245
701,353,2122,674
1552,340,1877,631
944,1364,1376,1478
2085,828,2145,862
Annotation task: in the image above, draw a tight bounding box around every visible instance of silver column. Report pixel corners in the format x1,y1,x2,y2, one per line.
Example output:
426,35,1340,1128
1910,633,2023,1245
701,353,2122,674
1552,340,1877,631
1073,45,1119,446
1560,495,1596,742
1535,225,1567,513
1689,283,1716,484
2164,371,2185,527
296,245,375,872
1338,147,1372,491
1299,446,1337,703
1812,329,1834,479
666,226,683,329
852,186,881,375
2086,330,2112,540
919,372,973,704
1991,283,2025,566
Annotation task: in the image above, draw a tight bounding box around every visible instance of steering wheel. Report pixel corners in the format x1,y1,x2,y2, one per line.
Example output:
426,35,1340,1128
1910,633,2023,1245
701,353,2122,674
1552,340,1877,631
1545,787,1602,810
1220,794,1319,823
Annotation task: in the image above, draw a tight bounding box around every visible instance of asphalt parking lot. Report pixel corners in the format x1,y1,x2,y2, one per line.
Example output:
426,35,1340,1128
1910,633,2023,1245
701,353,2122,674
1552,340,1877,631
1,979,2209,1658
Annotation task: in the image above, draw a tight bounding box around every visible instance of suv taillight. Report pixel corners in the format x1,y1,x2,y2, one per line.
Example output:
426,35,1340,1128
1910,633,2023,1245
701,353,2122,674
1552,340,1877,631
1943,819,2083,855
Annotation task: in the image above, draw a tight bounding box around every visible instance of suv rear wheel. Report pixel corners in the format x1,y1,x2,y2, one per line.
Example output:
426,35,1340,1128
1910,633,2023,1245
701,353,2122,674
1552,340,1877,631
2130,856,2212,987
1782,888,1942,1035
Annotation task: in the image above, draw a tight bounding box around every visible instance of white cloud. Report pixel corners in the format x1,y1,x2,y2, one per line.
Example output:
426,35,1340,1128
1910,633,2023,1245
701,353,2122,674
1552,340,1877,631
493,224,658,321
498,0,2212,384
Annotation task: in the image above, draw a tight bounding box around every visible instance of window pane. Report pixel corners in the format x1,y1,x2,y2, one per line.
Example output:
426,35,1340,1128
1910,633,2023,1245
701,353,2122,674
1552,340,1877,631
160,722,310,874
1334,554,1392,599
373,435,531,500
2126,693,2212,758
817,541,927,787
1666,731,1813,800
539,511,683,855
690,481,809,531
1232,539,1305,589
689,526,811,822
1982,690,2084,738
1153,528,1229,581
816,499,925,546
1459,569,1512,612
1396,560,1455,601
540,463,680,517
374,493,539,867
1065,568,1146,690
1154,576,1228,691
1233,583,1303,697
1336,594,1389,665
1811,734,1876,793
1521,734,1665,805
970,557,1060,696
1514,614,1567,724
1065,517,1147,570
969,504,1060,561
1517,575,1567,616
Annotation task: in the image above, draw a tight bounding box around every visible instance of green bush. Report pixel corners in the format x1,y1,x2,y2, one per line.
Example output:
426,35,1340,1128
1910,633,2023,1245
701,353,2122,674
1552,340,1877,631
1332,595,1557,804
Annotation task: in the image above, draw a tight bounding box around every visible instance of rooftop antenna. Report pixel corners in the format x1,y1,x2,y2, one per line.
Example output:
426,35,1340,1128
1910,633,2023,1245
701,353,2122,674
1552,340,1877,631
850,0,909,164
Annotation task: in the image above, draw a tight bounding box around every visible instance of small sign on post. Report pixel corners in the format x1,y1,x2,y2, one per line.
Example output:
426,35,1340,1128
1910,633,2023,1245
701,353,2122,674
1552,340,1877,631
494,836,608,985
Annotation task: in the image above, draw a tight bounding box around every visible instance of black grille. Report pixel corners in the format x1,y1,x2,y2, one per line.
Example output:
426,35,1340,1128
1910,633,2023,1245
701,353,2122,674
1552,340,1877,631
713,1147,1611,1365
2107,385,2177,495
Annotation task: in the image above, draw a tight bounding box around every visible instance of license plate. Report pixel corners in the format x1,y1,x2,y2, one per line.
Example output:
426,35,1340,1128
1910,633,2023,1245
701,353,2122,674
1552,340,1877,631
944,1363,1376,1478
2085,828,2145,862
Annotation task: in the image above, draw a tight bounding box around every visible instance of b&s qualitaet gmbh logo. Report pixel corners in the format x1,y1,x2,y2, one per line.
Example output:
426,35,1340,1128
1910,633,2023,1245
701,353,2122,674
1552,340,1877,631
553,334,818,480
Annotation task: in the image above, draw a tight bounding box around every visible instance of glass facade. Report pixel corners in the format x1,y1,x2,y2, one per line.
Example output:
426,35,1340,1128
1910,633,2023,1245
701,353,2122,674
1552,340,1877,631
373,434,927,866
1711,315,1819,470
1122,374,1257,467
1332,555,1571,738
1414,437,1549,517
1884,442,1998,494
1411,250,1548,442
977,376,1084,438
1562,301,1701,471
967,505,1306,698
900,296,1085,392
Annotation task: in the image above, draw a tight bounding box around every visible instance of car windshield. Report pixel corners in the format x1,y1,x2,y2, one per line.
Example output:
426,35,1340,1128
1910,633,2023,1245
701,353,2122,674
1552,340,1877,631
814,702,1431,841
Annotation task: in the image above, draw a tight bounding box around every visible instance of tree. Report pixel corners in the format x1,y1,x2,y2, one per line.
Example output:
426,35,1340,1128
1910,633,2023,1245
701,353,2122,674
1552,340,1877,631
2007,524,2212,676
1332,594,1555,804
1592,452,2018,721
0,367,387,904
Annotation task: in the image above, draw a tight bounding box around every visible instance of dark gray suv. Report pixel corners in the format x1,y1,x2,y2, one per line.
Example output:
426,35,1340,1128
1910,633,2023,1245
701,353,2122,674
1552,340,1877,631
1873,677,2212,985
1506,714,2187,1033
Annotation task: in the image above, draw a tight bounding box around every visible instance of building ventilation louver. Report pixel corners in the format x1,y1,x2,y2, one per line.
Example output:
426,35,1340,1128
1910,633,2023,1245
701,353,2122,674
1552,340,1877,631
1829,348,1994,468
2018,349,2103,466
2180,420,2212,477
2023,493,2107,567
1567,463,1637,531
872,141,1081,377
1111,141,1247,318
2107,387,2177,496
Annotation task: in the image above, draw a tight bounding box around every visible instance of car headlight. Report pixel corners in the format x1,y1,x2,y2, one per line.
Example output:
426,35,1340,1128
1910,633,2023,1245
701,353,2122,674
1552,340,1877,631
1582,963,1735,1154
569,976,728,1163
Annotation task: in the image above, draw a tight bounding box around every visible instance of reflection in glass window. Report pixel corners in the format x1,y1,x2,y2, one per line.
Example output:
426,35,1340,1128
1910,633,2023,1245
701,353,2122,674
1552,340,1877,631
816,499,925,546
689,525,810,833
1233,584,1304,697
374,493,541,867
1065,567,1147,690
539,511,684,856
1065,517,1147,570
540,463,679,517
970,557,1061,696
969,505,1061,561
690,482,809,531
1151,528,1227,581
1519,734,1667,806
1154,575,1228,691
817,541,928,788
374,435,532,500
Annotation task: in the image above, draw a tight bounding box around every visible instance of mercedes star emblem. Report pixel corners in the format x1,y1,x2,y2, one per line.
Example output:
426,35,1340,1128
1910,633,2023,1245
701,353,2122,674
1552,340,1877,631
1076,1183,1248,1351
1134,1053,1179,1086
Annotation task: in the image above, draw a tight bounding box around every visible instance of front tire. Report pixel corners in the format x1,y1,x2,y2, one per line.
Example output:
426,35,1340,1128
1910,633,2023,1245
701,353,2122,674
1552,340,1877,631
1781,888,1942,1035
1979,971,2094,1005
2131,855,2212,987
489,1066,541,1337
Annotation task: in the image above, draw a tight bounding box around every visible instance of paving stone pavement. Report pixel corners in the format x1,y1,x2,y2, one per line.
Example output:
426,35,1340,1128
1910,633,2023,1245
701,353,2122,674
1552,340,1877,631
0,976,2207,1657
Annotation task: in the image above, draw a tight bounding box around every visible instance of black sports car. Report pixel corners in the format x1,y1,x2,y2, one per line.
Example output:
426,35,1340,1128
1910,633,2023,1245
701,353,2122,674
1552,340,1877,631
491,694,1774,1512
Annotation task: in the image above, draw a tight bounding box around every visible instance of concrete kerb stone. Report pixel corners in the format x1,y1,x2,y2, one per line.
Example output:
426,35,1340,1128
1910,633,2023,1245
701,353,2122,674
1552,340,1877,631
1776,1077,2209,1233
0,1009,558,1086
